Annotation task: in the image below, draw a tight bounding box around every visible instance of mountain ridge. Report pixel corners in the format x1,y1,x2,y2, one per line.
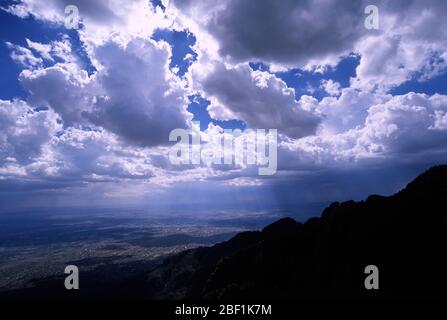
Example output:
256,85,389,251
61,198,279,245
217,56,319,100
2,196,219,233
1,165,446,300
136,165,447,299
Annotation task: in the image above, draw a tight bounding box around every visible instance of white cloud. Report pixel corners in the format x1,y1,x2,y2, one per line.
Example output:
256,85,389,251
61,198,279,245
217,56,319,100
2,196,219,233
85,38,191,147
0,100,174,185
18,37,191,147
351,0,447,91
170,0,447,93
2,0,447,200
308,87,387,134
4,0,171,45
169,0,368,68
6,42,43,69
321,79,341,97
0,99,60,167
189,59,321,138
25,38,54,62
283,92,447,169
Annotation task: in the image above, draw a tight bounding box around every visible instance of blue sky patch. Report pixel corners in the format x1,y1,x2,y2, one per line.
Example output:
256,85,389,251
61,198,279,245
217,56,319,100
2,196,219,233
250,54,359,101
187,95,246,131
390,70,447,96
152,29,197,77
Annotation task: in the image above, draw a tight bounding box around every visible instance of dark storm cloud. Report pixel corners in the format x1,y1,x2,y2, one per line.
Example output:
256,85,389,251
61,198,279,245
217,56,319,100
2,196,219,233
20,38,191,148
195,63,321,138
173,0,369,66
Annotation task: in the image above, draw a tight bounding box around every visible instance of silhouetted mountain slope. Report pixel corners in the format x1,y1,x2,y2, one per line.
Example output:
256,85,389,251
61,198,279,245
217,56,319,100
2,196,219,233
2,166,446,300
139,165,447,299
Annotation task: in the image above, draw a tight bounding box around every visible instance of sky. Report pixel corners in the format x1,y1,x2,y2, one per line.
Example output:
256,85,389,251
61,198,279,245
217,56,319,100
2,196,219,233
0,0,447,217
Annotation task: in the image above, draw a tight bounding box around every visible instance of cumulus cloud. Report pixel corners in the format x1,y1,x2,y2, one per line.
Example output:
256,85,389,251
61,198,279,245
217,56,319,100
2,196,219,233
170,0,447,92
282,92,447,169
25,38,54,62
0,99,156,183
190,60,321,138
6,42,43,69
85,38,191,147
2,0,447,206
0,99,60,166
170,0,368,68
18,37,191,147
351,0,447,91
3,0,170,45
45,127,157,181
1,19,196,191
0,100,182,188
320,79,341,97
298,87,387,134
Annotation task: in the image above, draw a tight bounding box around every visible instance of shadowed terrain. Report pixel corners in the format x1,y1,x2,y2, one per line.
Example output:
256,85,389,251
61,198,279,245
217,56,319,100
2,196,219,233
135,165,447,299
1,165,446,299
